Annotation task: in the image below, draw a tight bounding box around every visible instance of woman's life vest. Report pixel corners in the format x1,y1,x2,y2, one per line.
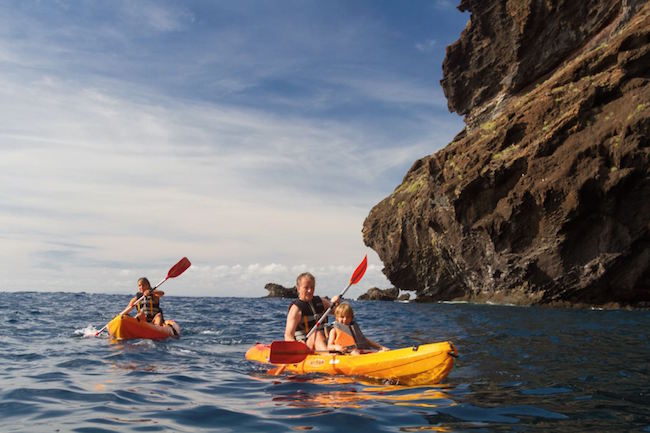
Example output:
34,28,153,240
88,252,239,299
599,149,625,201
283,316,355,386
135,291,163,322
289,296,326,341
331,320,372,351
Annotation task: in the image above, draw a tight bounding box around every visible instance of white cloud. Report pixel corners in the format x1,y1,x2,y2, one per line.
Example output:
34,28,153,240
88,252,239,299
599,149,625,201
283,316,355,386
416,39,437,53
0,75,399,294
175,257,392,298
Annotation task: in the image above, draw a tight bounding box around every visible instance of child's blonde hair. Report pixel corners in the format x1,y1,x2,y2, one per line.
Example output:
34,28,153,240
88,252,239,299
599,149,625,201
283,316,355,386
335,302,354,319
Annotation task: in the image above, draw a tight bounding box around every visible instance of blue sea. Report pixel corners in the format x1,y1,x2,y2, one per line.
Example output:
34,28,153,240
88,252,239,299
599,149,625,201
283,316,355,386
1,292,648,432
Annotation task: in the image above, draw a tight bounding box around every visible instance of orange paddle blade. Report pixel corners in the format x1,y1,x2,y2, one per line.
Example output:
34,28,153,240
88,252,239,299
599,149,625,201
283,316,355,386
349,255,367,285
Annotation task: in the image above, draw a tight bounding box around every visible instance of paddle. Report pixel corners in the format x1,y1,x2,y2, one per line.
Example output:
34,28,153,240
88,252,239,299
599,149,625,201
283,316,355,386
269,255,368,365
94,257,191,336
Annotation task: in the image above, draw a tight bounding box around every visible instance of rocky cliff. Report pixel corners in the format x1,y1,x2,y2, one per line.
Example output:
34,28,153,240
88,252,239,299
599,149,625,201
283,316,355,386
363,0,650,307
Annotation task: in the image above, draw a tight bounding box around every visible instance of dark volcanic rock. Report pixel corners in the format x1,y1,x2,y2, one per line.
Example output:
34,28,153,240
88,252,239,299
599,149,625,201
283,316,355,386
363,0,650,307
442,0,639,125
264,283,297,298
357,287,400,301
397,293,411,302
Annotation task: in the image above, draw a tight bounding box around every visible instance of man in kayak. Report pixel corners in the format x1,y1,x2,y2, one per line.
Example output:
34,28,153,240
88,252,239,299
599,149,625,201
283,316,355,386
284,272,339,351
327,303,388,354
125,277,165,326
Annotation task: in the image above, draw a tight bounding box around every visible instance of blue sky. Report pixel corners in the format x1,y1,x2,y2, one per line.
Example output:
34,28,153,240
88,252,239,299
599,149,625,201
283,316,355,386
0,1,468,297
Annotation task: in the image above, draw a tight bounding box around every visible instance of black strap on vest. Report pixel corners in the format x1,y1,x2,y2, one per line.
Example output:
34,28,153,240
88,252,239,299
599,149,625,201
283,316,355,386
290,296,325,334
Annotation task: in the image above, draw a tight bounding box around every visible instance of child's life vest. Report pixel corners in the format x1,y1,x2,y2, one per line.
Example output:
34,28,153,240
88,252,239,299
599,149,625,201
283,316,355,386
331,320,373,351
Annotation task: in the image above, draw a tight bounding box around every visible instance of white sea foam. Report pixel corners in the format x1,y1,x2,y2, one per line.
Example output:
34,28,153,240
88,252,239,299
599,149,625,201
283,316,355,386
75,325,100,338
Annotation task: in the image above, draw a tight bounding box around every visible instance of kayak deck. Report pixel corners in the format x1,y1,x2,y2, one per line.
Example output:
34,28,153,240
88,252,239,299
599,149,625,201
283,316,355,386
245,341,457,386
107,314,180,341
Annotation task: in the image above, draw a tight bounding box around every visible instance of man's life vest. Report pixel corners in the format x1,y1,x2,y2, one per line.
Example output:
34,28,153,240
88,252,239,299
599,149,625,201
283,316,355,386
331,320,372,351
289,296,326,341
135,291,163,322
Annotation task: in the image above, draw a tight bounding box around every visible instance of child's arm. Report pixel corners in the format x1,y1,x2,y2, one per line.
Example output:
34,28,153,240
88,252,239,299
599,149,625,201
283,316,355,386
327,329,344,352
366,338,389,351
355,324,388,352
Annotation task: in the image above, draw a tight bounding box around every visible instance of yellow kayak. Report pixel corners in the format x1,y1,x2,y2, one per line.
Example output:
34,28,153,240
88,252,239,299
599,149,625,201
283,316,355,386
107,315,180,341
245,341,457,386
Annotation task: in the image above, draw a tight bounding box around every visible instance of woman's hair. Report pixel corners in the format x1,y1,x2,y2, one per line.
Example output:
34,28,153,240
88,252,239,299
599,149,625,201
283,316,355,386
296,272,315,286
335,302,354,319
138,277,151,290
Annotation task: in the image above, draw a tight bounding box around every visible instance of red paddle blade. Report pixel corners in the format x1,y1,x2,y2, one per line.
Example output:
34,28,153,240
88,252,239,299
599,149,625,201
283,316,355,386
349,255,368,285
167,257,191,279
269,340,313,364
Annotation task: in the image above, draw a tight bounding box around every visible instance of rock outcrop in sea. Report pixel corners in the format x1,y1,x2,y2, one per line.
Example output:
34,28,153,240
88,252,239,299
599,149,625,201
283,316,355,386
357,287,400,301
264,283,297,298
363,0,650,307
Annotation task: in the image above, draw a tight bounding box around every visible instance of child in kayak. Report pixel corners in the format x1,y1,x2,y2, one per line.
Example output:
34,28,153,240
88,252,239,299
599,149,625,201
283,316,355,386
327,302,388,354
126,277,165,326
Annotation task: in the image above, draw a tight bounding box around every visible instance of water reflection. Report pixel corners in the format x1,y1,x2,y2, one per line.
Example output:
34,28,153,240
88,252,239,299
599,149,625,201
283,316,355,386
268,375,455,410
261,373,570,431
399,427,451,432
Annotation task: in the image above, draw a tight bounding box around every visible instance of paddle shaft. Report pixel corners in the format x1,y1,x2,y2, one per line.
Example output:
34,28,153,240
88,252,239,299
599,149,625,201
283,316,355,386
305,255,366,341
304,282,352,341
268,255,367,367
122,277,166,315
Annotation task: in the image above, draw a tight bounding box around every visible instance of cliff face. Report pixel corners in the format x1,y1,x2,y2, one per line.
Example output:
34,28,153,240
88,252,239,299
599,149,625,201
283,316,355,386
363,0,650,306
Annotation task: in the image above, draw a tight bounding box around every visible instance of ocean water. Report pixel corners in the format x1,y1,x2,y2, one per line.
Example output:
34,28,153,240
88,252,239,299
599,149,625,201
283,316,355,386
0,292,648,432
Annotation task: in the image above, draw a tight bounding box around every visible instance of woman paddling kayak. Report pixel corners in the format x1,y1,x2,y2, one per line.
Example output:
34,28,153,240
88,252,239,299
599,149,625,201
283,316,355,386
107,276,179,340
94,257,190,339
125,277,165,325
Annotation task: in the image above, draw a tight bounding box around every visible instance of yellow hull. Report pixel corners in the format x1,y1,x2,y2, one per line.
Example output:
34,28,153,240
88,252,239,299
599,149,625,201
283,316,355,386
107,315,180,341
245,341,457,386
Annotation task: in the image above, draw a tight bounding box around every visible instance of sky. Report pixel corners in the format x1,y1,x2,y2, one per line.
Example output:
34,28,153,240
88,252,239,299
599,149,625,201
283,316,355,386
0,0,469,298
